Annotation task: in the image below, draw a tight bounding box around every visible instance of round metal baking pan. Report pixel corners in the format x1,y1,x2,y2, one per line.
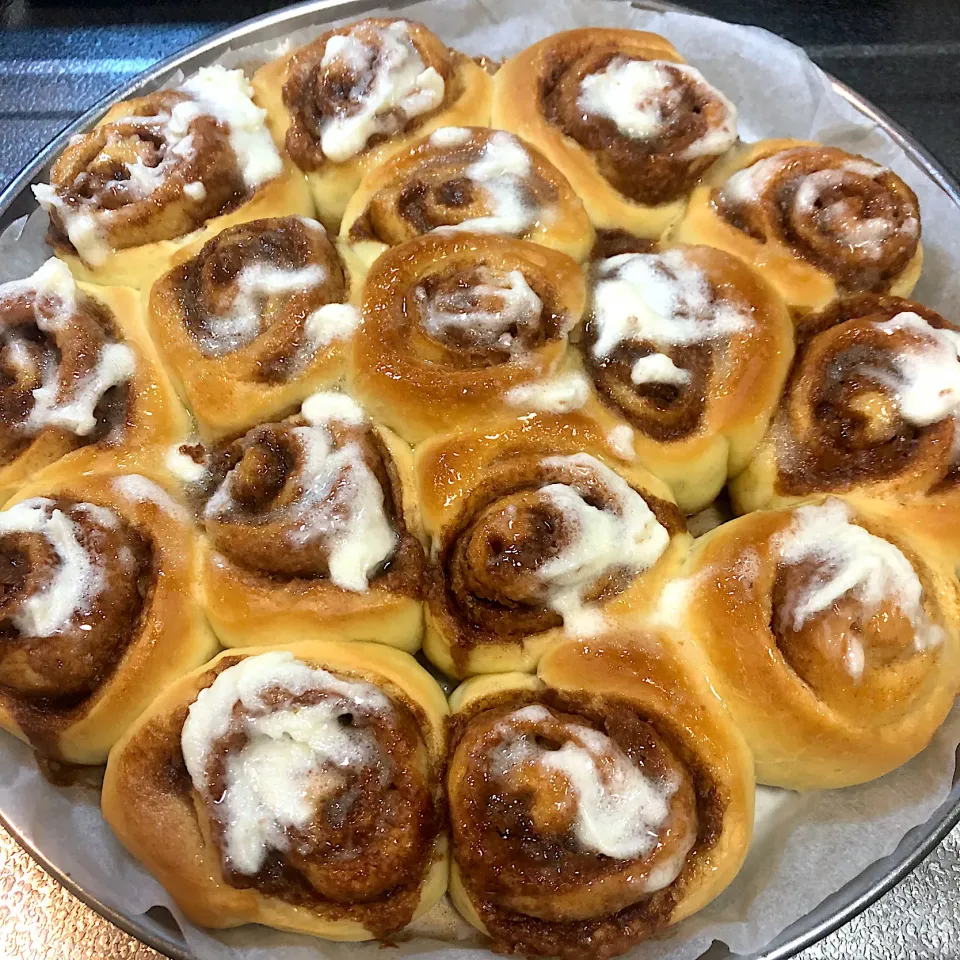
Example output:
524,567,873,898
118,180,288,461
0,2,958,958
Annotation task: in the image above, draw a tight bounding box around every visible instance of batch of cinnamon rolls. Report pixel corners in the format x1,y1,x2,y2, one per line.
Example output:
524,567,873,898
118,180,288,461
1,14,958,960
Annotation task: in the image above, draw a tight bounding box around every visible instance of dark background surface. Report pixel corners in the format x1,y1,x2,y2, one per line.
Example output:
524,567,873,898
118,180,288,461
0,0,958,190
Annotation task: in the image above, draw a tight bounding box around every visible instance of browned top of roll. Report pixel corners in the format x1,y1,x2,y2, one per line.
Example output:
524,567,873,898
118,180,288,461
282,18,464,170
531,29,737,205
447,685,722,960
713,145,920,293
773,294,960,496
0,263,135,467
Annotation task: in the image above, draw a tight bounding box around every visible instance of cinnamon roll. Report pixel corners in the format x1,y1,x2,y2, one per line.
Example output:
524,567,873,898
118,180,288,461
731,295,960,560
446,631,754,959
0,465,216,764
0,259,188,501
658,498,960,788
252,18,492,231
576,244,794,513
493,29,738,239
340,126,594,265
350,233,585,443
414,412,690,676
102,640,448,940
33,66,313,289
188,391,425,652
147,216,360,440
671,139,923,312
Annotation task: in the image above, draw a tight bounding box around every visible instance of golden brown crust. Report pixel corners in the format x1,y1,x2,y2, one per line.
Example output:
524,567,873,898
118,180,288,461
414,413,690,676
731,295,960,554
252,19,492,231
350,233,586,443
493,29,737,238
0,464,217,764
671,139,923,312
41,90,313,289
146,216,361,440
340,126,595,265
575,243,795,512
0,278,188,503
446,631,754,958
195,403,426,652
101,640,449,940
663,500,960,788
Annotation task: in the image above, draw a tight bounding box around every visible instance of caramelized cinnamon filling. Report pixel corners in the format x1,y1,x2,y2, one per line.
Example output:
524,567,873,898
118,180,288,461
540,49,731,205
771,559,934,716
201,413,423,595
0,497,151,702
412,264,563,368
431,453,683,665
713,147,920,293
45,92,247,254
348,131,559,246
282,18,458,171
448,689,725,960
0,283,134,466
170,216,349,377
184,664,440,937
583,320,710,440
776,296,959,495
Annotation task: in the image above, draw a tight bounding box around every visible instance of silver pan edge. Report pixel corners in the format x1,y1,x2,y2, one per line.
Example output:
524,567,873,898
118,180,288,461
0,2,957,957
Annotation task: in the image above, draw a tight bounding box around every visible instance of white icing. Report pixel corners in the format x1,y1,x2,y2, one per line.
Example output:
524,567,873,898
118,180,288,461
319,21,445,163
180,651,390,875
113,474,188,521
493,704,686,866
1,258,78,315
304,302,360,350
775,498,944,676
869,311,960,427
591,249,750,384
178,65,283,191
506,370,590,412
443,131,539,236
198,263,327,357
300,390,367,427
32,66,281,266
607,424,636,460
537,453,670,634
164,445,207,485
578,57,736,158
0,497,108,636
26,341,135,436
630,352,692,386
429,125,472,146
183,181,207,201
418,267,546,353
204,401,396,593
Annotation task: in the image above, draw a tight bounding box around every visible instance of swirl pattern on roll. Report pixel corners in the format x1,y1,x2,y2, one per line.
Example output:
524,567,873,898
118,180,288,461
0,496,150,703
180,649,442,936
0,259,136,469
158,216,354,372
767,295,960,497
282,19,461,169
663,498,960,787
713,145,920,293
540,39,737,205
200,392,422,595
343,126,593,259
351,233,585,441
34,67,283,266
584,246,762,440
445,627,756,960
428,449,684,672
